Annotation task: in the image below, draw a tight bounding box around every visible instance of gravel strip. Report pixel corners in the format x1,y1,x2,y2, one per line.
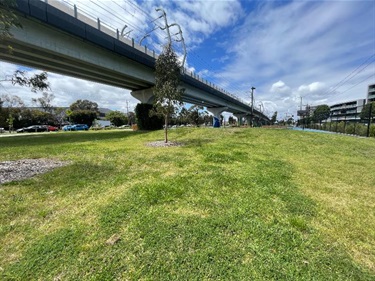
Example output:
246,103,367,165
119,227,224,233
146,141,183,147
0,159,70,185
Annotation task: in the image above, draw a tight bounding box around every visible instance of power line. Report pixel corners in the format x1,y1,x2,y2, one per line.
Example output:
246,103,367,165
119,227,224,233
339,73,375,95
323,53,375,97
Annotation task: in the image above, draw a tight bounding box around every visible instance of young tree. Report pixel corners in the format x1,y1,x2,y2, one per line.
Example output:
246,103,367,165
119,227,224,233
152,44,184,143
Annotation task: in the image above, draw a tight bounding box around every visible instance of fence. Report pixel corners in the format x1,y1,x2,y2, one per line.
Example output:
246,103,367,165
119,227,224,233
301,121,375,138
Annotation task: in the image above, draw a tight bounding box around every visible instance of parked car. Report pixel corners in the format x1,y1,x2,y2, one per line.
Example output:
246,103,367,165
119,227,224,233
47,125,59,132
16,125,48,133
62,125,73,131
63,124,89,131
71,124,89,131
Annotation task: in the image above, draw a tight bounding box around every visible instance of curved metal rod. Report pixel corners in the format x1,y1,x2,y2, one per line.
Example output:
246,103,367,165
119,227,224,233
155,8,171,46
139,34,150,45
120,25,128,37
169,23,186,69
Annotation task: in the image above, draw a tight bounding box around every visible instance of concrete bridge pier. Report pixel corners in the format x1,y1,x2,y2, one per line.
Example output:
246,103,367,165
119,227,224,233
233,113,246,126
246,115,252,127
207,107,228,127
130,88,154,104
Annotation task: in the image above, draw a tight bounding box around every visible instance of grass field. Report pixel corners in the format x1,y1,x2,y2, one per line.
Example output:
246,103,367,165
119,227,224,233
0,128,374,280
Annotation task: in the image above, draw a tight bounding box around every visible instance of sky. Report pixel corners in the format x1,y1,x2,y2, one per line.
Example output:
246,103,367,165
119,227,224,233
1,0,374,121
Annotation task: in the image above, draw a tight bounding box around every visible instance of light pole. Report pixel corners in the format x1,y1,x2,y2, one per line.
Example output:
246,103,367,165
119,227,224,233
251,87,255,127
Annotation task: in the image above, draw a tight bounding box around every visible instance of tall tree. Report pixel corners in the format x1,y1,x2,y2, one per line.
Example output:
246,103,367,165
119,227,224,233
68,99,99,127
360,102,375,120
271,111,277,125
70,99,99,112
188,105,204,127
1,70,50,93
152,44,184,143
106,110,127,127
69,110,97,126
1,94,24,108
32,92,55,113
313,104,330,126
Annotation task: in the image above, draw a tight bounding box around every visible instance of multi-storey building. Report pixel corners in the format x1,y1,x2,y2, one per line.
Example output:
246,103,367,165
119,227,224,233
329,99,366,122
368,83,375,103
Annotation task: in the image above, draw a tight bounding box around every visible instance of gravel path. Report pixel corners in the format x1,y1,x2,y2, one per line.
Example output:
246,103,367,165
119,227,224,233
0,159,70,185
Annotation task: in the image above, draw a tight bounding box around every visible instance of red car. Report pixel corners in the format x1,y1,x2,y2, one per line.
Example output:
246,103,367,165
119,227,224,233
46,125,59,131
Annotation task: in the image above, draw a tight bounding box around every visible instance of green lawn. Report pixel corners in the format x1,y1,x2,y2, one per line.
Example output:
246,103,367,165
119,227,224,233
0,128,374,280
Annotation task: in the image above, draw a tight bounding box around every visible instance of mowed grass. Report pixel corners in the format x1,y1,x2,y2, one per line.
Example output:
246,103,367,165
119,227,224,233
0,128,374,280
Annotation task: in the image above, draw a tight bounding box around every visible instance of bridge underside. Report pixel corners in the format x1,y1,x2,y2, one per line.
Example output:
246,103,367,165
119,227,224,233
0,40,153,90
1,1,269,124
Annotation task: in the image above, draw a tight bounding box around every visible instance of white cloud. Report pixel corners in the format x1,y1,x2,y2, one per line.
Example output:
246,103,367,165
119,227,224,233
216,0,375,118
270,81,291,94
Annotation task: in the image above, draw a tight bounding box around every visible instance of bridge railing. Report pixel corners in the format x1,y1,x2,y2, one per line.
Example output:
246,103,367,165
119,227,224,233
43,0,251,110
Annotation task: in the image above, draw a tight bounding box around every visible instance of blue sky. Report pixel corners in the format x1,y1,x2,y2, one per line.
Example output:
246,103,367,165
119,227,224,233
1,0,374,120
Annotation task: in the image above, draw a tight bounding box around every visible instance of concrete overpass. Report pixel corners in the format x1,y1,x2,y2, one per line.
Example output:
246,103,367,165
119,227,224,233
0,0,269,126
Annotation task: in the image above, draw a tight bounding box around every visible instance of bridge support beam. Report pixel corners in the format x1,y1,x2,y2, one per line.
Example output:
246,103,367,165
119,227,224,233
131,88,154,104
246,115,252,127
207,107,228,128
233,113,246,126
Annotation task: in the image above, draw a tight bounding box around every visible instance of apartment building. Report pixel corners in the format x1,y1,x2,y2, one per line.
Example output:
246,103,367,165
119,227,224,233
368,83,375,103
329,99,366,122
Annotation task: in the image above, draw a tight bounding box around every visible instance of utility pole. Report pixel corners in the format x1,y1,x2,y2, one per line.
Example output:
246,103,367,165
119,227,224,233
367,102,373,137
126,100,129,125
251,87,255,127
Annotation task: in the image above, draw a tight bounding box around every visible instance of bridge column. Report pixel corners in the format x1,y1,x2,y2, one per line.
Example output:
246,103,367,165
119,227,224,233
207,107,228,128
233,113,246,126
130,88,154,104
246,115,252,127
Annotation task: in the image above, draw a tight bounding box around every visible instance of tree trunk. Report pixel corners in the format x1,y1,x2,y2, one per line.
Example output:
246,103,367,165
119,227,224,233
164,115,168,143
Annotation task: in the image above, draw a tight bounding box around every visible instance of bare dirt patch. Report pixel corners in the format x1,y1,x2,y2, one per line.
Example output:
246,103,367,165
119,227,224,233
0,159,70,185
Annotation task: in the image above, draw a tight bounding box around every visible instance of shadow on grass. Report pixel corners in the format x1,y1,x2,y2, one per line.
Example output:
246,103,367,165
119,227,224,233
92,158,375,279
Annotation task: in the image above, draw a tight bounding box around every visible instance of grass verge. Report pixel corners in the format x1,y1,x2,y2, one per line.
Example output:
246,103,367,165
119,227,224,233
0,128,374,280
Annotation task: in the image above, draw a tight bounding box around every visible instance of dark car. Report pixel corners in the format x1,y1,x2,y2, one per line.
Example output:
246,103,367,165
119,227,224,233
16,125,48,133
